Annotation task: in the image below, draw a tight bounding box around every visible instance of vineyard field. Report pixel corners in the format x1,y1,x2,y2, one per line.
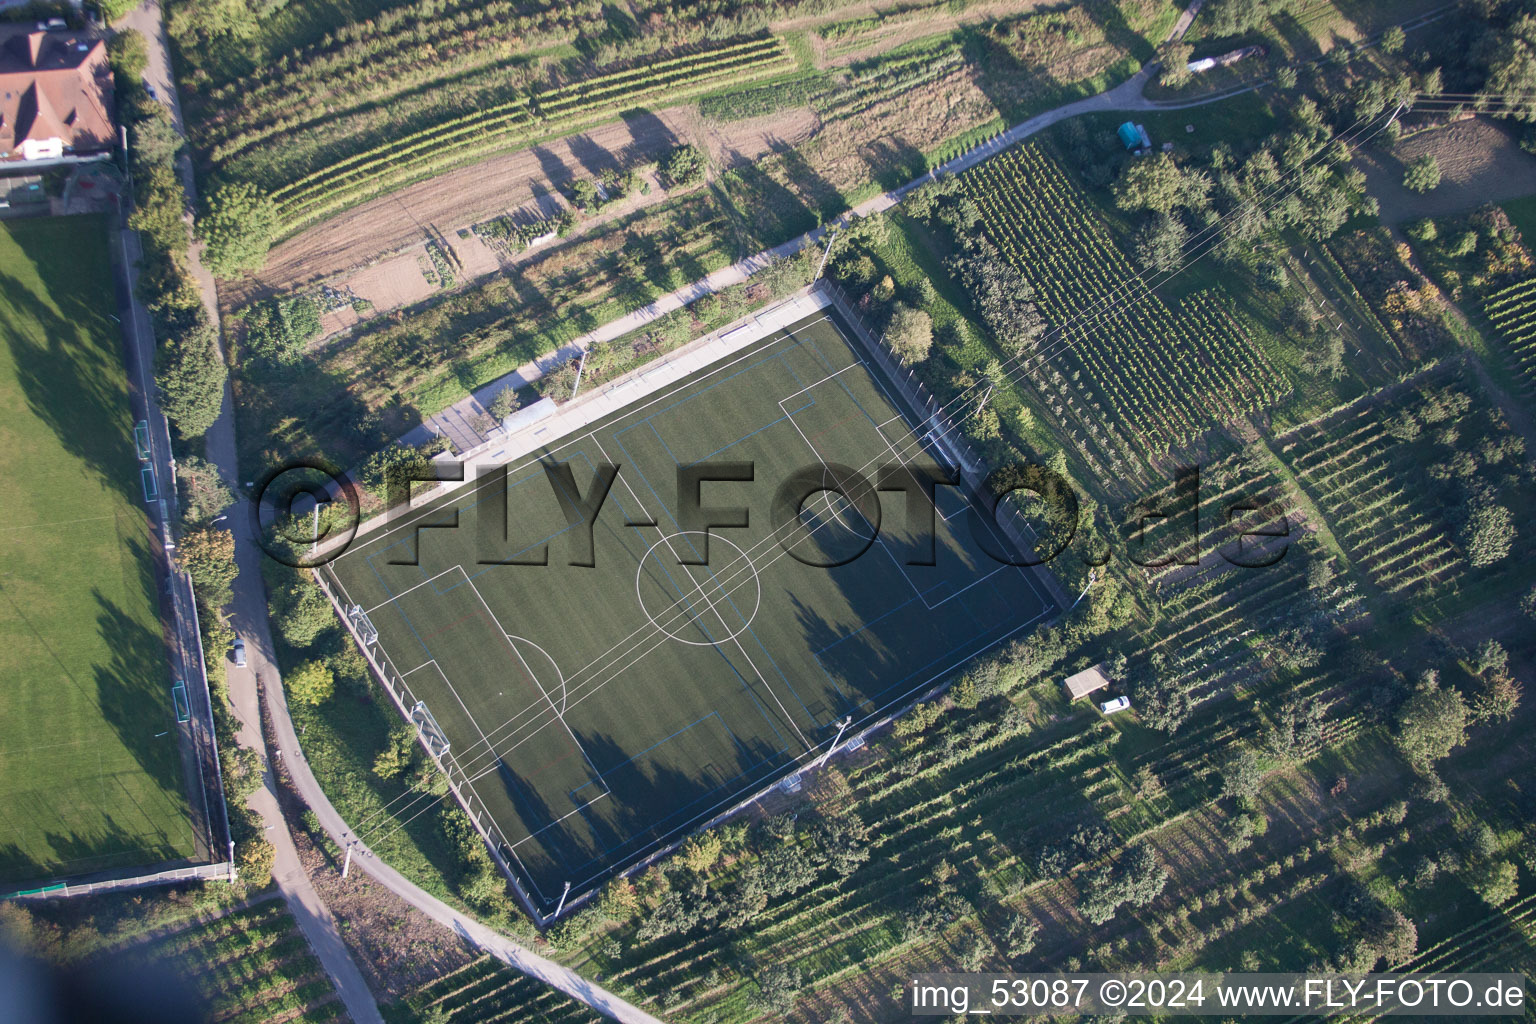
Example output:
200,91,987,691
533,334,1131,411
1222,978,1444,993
102,901,345,1024
261,36,792,236
1482,276,1536,398
1275,363,1526,599
386,955,602,1024
960,144,1292,481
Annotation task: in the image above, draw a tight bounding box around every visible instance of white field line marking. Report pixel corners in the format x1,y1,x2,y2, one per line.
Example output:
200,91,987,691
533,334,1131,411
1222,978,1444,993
512,790,613,848
597,428,811,750
336,316,842,560
420,660,496,752
365,564,461,614
459,568,611,796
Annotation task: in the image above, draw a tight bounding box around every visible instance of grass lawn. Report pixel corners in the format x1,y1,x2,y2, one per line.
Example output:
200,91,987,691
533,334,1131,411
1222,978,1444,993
0,216,196,884
324,310,1055,914
1501,193,1536,247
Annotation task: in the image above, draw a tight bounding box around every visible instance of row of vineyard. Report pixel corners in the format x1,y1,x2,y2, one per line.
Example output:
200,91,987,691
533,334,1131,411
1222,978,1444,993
815,39,966,122
265,36,793,235
103,900,345,1024
1130,462,1368,741
389,955,602,1023
195,0,606,158
1274,363,1523,598
960,143,1292,477
1482,275,1536,397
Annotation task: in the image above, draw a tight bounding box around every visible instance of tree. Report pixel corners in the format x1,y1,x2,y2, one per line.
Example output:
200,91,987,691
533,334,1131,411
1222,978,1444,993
107,29,148,79
487,387,520,422
1480,16,1536,123
176,527,237,602
359,441,448,507
1471,860,1519,907
1461,503,1514,567
1001,911,1039,957
680,831,724,875
1379,25,1405,54
752,963,802,1016
1136,214,1188,271
660,144,706,187
175,455,232,524
156,318,227,439
1158,41,1193,87
885,304,933,364
1219,747,1266,802
372,722,417,779
286,660,335,706
1079,842,1167,924
1114,155,1212,215
1395,676,1468,769
197,182,277,278
1403,154,1442,193
272,576,335,647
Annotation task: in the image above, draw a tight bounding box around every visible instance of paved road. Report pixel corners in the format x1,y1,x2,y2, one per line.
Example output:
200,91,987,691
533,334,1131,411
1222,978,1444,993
121,2,666,1020
116,5,385,1022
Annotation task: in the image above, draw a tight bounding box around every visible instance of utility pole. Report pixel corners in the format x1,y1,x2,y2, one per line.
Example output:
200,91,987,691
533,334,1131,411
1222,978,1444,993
1070,569,1099,610
342,843,354,879
554,880,572,918
814,226,840,281
817,716,853,769
569,349,590,399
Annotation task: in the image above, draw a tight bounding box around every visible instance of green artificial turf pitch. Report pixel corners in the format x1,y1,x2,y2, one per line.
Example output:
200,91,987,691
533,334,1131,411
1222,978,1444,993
324,311,1054,911
0,217,197,884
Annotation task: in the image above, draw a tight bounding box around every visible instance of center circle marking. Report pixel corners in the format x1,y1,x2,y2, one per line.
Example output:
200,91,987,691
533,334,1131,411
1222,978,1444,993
635,531,762,647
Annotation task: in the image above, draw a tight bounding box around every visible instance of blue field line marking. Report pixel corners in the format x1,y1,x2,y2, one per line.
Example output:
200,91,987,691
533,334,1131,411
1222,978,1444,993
364,451,598,590
611,339,815,450
558,719,792,869
620,424,823,728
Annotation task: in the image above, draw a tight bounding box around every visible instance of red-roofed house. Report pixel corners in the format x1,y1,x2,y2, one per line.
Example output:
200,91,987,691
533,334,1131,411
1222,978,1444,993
0,25,114,165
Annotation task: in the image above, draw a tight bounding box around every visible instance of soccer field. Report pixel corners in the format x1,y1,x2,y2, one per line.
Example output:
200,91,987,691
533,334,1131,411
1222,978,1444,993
0,217,197,884
324,311,1054,913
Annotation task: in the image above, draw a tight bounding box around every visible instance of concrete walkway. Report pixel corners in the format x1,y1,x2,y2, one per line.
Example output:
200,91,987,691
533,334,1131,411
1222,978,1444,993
119,3,385,1022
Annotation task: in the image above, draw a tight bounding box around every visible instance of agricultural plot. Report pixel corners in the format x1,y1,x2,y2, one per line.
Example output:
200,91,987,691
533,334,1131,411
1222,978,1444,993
1482,275,1536,398
387,955,602,1024
0,217,197,884
103,899,345,1023
961,144,1291,476
246,35,795,235
323,312,1054,913
1275,363,1526,598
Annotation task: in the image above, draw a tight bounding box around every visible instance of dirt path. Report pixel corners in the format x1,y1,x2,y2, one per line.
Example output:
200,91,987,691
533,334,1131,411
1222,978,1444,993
223,109,696,308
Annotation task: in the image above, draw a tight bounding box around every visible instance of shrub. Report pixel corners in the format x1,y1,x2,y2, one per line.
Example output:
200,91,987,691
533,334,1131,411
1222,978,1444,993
286,660,336,706
885,304,933,364
106,29,148,79
1403,154,1441,193
660,144,706,188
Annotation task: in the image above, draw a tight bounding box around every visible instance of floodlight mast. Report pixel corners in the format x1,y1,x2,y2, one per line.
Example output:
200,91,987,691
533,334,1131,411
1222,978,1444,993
817,715,854,770
555,880,573,918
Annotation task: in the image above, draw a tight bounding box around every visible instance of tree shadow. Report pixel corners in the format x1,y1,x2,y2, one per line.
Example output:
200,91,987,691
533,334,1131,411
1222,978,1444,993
0,222,140,507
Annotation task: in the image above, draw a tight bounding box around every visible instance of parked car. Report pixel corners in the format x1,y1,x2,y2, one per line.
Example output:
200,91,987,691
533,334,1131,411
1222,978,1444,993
231,637,246,668
1100,695,1130,715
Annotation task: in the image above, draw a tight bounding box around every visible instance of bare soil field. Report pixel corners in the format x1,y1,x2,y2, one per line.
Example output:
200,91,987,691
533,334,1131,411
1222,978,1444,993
689,105,822,169
1358,117,1536,224
223,108,694,308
